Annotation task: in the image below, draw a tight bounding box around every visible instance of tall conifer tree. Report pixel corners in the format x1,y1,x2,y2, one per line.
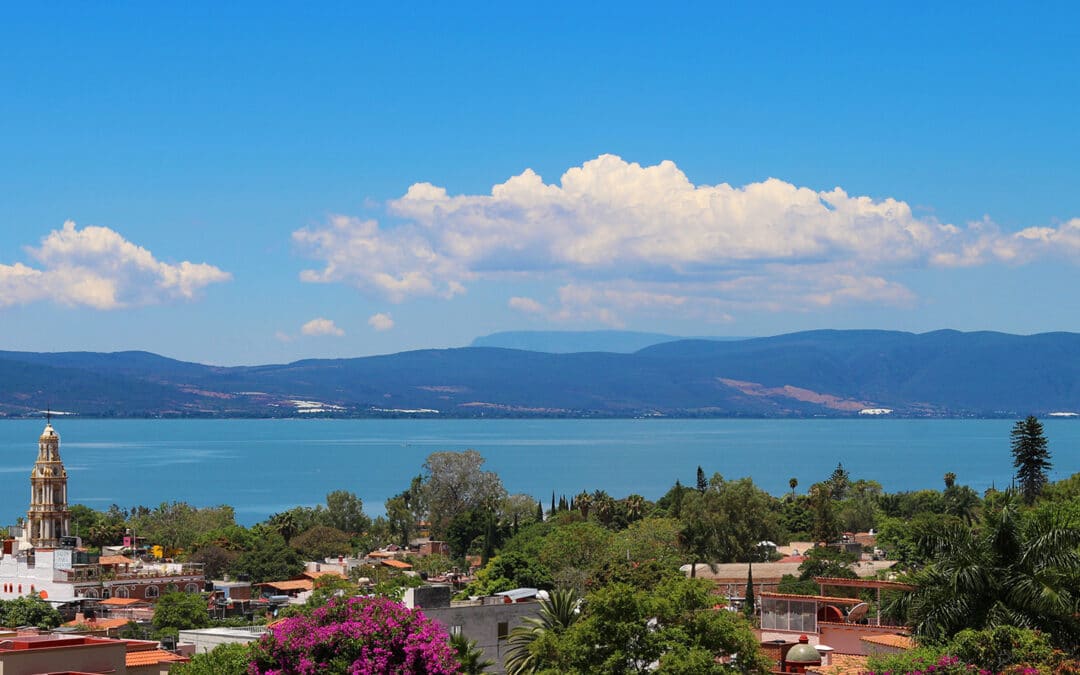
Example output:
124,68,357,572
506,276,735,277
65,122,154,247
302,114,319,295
1011,416,1051,504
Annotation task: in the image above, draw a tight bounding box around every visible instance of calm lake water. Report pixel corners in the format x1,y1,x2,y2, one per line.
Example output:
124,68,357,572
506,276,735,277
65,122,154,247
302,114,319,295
1,418,1076,525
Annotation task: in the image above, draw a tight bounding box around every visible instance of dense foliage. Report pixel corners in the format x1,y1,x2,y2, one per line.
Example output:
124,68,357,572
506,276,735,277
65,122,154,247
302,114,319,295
247,596,460,674
31,419,1079,670
0,593,62,629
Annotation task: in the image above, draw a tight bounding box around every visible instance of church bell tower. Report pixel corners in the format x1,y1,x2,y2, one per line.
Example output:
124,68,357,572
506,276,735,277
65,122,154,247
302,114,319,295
26,418,70,548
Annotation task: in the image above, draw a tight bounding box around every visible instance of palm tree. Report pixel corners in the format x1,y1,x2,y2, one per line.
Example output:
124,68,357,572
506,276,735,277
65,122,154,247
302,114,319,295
789,477,798,498
504,589,579,674
897,496,1080,649
450,632,494,674
624,494,645,522
592,490,615,527
574,491,592,520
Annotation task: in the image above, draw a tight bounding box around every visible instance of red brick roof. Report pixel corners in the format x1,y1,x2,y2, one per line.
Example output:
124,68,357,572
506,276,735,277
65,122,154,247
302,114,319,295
808,654,869,675
126,648,189,667
380,559,413,570
63,618,130,630
860,633,915,650
258,579,314,592
98,597,145,607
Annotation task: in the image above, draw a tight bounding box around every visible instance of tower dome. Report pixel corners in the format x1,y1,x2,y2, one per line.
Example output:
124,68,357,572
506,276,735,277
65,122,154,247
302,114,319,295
26,420,70,548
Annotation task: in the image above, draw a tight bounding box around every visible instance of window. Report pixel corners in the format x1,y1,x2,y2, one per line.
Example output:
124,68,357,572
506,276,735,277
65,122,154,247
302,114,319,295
83,589,99,598
449,625,462,637
760,598,817,633
115,588,129,598
497,622,509,640
145,586,160,599
185,583,199,593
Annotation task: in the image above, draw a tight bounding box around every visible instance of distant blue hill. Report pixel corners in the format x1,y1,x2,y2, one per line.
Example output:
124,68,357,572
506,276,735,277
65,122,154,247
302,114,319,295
470,330,742,353
1,330,1079,418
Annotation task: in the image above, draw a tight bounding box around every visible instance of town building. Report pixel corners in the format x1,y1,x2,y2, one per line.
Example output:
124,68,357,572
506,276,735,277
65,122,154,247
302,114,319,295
403,585,542,674
24,421,71,549
0,422,204,611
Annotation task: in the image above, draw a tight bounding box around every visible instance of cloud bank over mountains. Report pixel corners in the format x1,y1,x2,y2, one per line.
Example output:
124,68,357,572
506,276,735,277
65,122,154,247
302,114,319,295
0,221,230,309
294,155,1080,325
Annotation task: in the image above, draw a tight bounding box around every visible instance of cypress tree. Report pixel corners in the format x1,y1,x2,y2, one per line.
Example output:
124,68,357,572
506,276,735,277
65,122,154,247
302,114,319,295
672,479,684,518
696,466,707,493
743,561,756,619
536,500,544,522
551,492,556,514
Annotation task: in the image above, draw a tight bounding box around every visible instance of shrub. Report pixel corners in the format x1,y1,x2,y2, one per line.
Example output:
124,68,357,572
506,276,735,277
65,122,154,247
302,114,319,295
248,595,459,674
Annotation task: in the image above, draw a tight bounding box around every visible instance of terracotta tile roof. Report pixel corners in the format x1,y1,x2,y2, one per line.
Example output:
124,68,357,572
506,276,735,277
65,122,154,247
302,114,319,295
98,597,145,606
258,579,314,592
63,617,131,630
380,559,413,570
776,555,807,563
861,633,915,650
302,570,346,579
126,648,190,667
808,653,869,675
98,555,135,566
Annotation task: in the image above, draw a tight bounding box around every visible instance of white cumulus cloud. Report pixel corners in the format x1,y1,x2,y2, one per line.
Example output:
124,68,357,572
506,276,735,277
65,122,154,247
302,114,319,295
301,318,345,337
367,312,394,331
0,221,230,309
293,155,1079,324
508,296,546,314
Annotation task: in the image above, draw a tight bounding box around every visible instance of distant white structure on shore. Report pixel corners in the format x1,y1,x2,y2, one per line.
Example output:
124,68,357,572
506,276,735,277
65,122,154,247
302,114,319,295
1048,411,1078,418
858,408,893,416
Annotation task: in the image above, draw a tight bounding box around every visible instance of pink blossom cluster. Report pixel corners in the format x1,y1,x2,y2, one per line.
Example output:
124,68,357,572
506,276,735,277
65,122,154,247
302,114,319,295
248,596,460,674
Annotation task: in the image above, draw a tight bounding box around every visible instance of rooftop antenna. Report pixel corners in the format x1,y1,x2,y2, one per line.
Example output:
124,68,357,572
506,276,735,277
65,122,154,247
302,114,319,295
46,406,52,425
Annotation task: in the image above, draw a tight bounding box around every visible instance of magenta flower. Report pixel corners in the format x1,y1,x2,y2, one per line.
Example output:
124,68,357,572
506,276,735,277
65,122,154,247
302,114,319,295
248,596,460,674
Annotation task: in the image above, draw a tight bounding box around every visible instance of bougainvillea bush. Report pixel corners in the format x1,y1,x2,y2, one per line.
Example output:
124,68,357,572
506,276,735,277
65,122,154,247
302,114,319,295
247,596,460,675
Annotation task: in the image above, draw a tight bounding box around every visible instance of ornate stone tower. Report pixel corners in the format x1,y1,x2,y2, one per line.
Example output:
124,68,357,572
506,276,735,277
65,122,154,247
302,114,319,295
26,419,70,548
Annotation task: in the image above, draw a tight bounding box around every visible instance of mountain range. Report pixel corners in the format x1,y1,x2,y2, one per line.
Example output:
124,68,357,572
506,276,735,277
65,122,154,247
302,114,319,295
1,330,1078,418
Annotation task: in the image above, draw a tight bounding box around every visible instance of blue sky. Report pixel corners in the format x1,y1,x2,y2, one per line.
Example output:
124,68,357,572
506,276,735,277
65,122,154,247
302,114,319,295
2,3,1078,365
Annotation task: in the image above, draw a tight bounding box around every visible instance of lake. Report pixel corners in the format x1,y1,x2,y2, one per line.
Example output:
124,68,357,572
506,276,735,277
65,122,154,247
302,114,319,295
1,418,1076,525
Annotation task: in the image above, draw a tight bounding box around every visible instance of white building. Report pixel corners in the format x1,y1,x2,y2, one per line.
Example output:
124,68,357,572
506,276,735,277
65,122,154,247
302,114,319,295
1,421,203,609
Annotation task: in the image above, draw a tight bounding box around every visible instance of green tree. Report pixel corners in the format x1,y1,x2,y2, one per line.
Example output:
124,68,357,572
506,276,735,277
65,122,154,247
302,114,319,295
623,494,646,522
556,577,769,674
696,466,707,493
898,496,1080,648
467,551,553,597
944,471,957,489
422,449,506,537
451,632,495,674
942,484,981,524
384,494,414,548
173,642,251,675
0,593,62,629
187,544,237,580
789,477,798,498
152,591,211,633
504,588,581,674
323,490,370,534
797,545,857,581
827,463,850,500
810,483,840,543
1011,415,1051,504
232,532,304,583
288,525,352,561
671,480,684,518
